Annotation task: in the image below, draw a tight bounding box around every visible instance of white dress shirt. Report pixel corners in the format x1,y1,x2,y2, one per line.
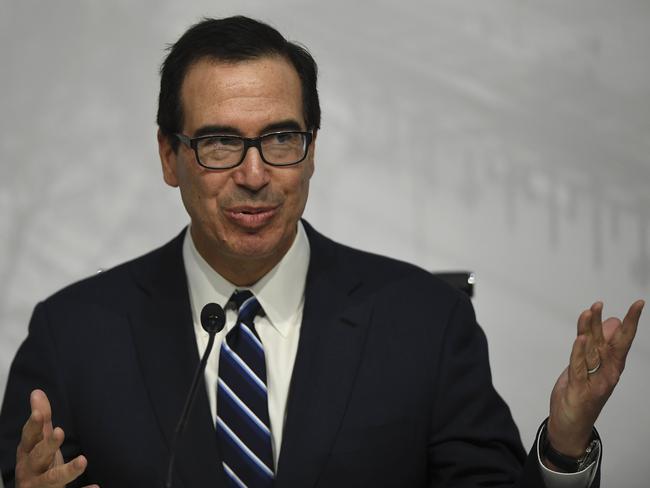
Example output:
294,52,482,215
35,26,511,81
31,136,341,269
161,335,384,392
183,222,309,468
182,223,597,486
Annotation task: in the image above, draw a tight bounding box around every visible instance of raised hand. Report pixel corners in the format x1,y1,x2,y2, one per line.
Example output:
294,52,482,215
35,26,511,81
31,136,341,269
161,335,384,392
14,389,97,488
547,300,645,459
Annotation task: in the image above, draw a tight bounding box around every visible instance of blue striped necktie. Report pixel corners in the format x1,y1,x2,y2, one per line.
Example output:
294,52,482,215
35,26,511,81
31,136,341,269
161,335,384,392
217,290,274,488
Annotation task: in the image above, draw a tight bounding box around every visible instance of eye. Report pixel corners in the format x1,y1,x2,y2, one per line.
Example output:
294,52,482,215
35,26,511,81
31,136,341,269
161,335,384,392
274,133,291,143
213,136,241,147
268,132,299,144
199,136,243,151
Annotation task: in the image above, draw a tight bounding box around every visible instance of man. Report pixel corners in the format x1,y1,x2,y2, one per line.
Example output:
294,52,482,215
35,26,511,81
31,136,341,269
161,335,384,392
0,16,644,488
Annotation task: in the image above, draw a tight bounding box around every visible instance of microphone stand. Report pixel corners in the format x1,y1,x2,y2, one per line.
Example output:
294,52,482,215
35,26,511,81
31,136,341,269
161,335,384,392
165,303,224,488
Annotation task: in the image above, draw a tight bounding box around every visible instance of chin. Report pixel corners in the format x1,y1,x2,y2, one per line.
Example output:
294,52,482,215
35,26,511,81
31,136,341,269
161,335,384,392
227,230,289,260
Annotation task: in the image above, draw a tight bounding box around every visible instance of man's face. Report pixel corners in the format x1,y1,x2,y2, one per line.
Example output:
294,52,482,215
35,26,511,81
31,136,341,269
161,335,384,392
159,56,315,283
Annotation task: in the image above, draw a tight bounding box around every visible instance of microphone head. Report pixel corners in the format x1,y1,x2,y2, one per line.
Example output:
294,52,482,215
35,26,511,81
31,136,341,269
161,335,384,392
200,303,226,334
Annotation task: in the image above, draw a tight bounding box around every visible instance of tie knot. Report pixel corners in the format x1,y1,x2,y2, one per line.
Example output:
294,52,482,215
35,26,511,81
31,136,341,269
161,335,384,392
229,290,264,324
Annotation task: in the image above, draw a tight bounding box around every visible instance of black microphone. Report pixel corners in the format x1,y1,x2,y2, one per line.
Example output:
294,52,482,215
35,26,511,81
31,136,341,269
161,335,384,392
165,303,226,488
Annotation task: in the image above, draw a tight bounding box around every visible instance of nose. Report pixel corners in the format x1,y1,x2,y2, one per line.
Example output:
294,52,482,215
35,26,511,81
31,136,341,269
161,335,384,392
232,146,270,192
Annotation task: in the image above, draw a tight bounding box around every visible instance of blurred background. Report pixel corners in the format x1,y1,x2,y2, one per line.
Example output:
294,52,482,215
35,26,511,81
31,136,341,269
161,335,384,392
1,0,649,485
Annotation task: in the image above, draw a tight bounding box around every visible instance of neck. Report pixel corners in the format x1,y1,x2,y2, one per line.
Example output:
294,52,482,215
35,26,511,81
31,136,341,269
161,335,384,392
207,255,278,287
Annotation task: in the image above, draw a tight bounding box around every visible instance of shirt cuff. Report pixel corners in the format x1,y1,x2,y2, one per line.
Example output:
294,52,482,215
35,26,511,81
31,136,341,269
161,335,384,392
536,423,600,488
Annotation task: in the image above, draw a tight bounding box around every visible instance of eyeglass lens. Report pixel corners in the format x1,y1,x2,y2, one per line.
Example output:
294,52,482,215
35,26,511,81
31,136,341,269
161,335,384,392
196,132,307,168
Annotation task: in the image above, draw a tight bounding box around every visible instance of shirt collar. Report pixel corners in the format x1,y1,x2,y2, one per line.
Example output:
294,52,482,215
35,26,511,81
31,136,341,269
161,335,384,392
182,222,310,337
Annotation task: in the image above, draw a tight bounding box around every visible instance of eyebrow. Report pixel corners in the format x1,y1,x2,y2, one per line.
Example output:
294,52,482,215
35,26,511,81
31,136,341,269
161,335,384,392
192,119,304,138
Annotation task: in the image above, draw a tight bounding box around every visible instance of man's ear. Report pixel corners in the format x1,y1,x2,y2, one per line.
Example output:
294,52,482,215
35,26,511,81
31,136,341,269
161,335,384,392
307,129,318,177
158,129,179,187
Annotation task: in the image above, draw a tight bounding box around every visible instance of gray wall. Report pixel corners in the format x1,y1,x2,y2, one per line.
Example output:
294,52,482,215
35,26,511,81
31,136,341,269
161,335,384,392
2,1,649,486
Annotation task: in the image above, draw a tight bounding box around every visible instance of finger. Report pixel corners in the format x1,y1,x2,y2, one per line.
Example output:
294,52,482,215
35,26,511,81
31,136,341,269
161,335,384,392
616,300,645,354
577,308,599,370
590,301,605,346
567,335,588,386
622,300,644,337
30,389,54,437
583,302,603,368
601,317,621,343
577,309,592,337
19,389,56,456
35,454,88,487
28,426,65,473
19,409,45,455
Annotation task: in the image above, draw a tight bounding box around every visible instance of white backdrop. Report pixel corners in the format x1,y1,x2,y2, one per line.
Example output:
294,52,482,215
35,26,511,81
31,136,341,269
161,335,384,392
1,1,649,486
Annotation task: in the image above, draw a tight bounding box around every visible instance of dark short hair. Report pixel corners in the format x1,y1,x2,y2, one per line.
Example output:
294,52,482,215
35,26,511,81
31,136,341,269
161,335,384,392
157,16,320,150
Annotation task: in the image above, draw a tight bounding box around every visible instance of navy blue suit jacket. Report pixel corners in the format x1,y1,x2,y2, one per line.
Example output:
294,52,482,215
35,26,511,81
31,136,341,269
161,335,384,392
1,222,582,487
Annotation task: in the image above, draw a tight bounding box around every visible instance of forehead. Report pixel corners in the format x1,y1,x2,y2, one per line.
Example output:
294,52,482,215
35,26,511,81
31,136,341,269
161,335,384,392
180,55,304,134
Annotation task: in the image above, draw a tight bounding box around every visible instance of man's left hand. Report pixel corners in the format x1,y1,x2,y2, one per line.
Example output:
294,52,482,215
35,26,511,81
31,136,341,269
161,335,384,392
547,299,645,460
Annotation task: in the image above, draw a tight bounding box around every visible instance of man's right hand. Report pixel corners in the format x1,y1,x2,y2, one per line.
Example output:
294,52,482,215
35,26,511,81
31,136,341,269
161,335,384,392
15,389,97,488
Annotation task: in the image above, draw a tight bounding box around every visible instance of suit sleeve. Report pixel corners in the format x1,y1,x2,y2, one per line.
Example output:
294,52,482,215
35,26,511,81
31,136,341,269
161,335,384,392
426,292,600,487
0,301,84,488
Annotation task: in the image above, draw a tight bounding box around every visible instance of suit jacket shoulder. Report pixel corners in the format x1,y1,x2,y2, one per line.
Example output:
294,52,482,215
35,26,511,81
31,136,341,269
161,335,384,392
277,222,543,487
40,228,187,316
301,220,463,313
0,229,224,487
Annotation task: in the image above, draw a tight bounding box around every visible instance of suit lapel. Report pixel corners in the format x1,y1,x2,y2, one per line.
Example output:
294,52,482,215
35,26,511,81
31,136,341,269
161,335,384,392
128,231,226,487
275,223,374,488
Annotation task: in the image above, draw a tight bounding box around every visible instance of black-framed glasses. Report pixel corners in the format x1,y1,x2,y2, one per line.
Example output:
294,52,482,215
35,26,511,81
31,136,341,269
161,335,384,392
175,131,313,170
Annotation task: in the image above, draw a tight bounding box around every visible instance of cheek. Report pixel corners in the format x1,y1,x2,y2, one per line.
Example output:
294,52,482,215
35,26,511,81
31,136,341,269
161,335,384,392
177,167,225,220
298,160,314,202
299,173,311,204
286,167,312,217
